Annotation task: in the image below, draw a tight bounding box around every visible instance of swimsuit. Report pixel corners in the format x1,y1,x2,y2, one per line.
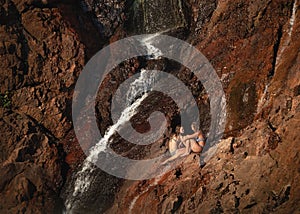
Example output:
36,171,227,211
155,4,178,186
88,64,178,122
196,137,205,148
196,137,205,142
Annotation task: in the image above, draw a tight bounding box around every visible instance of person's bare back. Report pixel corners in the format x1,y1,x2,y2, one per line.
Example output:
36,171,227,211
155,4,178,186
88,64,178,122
168,134,178,156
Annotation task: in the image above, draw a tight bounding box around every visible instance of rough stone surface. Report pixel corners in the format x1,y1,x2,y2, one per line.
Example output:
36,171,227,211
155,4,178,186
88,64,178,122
0,0,299,213
0,0,85,212
80,0,126,37
108,0,300,213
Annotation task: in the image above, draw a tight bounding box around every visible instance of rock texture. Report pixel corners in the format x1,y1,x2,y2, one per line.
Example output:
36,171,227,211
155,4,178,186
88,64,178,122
80,0,126,37
0,0,85,212
0,0,299,213
127,0,187,34
108,0,300,213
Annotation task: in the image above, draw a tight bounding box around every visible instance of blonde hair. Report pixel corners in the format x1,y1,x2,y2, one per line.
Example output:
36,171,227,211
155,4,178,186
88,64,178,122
191,122,198,131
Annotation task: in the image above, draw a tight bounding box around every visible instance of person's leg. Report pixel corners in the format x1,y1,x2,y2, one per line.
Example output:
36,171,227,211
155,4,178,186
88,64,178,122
190,139,203,153
162,148,186,165
198,140,205,148
182,139,191,155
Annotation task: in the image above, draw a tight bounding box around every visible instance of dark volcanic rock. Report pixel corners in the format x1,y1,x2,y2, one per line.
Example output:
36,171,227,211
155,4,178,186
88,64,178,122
80,0,126,37
127,0,188,35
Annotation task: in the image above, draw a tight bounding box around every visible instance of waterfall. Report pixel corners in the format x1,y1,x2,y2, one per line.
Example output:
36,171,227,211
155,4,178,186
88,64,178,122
65,0,190,211
126,68,158,105
139,33,163,59
289,0,297,37
275,0,298,70
65,61,159,213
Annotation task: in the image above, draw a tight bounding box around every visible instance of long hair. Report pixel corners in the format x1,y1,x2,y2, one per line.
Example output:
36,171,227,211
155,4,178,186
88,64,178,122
191,122,204,136
175,126,182,135
191,122,198,131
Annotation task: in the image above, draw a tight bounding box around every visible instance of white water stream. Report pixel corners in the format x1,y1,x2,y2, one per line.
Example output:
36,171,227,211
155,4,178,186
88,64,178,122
65,35,162,213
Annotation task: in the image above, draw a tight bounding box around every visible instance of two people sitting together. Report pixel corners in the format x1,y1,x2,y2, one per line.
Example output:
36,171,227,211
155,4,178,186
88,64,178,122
162,122,206,165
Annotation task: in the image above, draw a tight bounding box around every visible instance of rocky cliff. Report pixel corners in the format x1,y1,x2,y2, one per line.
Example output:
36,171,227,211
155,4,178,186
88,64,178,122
108,0,300,213
0,0,299,213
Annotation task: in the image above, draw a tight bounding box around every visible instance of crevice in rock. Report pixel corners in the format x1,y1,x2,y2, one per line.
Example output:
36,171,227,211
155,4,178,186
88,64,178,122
0,0,20,26
229,137,235,154
245,189,250,195
244,202,257,209
221,185,230,195
234,196,240,208
18,32,29,77
171,195,183,214
210,200,224,214
279,185,291,205
267,120,277,132
57,143,70,188
269,25,283,79
24,114,58,141
215,182,223,191
272,185,291,208
174,168,182,179
294,85,300,96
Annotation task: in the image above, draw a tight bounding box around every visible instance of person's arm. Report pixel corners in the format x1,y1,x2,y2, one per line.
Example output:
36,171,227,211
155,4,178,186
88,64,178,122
181,131,199,141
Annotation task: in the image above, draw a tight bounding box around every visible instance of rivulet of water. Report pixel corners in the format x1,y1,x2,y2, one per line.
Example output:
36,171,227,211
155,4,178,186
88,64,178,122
65,60,159,212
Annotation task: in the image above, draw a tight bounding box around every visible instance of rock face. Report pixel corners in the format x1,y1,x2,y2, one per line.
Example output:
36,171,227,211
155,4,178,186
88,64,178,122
0,113,65,213
127,0,188,35
80,0,126,37
108,0,300,213
0,0,85,212
0,0,299,213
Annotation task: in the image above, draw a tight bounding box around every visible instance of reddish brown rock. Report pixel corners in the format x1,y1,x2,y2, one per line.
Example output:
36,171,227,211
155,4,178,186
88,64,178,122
107,0,300,213
0,0,299,213
0,0,86,212
0,113,65,213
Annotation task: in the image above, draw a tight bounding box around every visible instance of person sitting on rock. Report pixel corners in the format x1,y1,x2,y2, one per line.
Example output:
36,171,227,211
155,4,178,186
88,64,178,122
162,125,200,165
189,122,207,167
189,122,206,153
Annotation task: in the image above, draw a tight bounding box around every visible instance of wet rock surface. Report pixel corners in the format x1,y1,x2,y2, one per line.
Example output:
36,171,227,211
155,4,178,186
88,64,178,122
109,0,300,213
0,0,299,213
80,0,126,37
127,0,188,35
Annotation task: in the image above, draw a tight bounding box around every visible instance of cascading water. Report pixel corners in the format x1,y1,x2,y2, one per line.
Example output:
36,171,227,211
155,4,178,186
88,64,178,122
139,33,164,59
65,67,158,213
64,0,190,212
289,0,297,37
126,69,158,106
275,0,298,70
